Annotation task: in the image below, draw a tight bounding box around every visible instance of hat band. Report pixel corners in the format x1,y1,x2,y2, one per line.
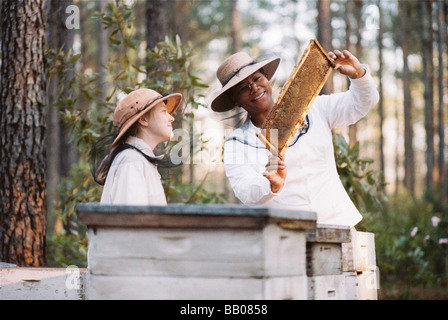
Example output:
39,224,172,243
220,61,257,87
116,94,163,132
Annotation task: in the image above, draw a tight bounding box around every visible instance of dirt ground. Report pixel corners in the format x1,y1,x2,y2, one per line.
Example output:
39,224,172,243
379,285,448,300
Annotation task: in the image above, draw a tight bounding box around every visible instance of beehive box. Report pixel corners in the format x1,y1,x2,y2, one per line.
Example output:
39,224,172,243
342,230,376,272
258,39,335,158
77,203,317,300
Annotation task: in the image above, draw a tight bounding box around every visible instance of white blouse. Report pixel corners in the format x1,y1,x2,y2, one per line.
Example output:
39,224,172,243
100,136,167,205
223,65,379,227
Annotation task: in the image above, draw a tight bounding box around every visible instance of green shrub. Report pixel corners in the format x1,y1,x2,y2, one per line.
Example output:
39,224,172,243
46,0,213,267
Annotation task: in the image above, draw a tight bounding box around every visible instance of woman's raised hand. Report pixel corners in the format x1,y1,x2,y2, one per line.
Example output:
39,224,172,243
327,50,366,79
263,155,287,193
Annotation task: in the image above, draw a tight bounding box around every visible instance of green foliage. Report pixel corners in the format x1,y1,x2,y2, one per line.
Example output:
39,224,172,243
333,133,448,295
333,133,387,215
46,0,213,267
369,191,448,292
46,232,88,268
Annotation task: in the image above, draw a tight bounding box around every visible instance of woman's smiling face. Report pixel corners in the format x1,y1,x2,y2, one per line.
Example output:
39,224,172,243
231,70,274,117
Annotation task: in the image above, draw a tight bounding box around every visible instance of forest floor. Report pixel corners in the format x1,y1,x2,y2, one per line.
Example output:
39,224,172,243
379,283,448,300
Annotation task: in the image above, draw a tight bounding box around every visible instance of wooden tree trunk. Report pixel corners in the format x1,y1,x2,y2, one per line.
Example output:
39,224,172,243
46,0,74,234
317,0,333,94
97,0,109,104
436,0,446,202
59,0,77,179
395,76,401,195
445,0,448,205
348,0,363,146
421,0,435,194
377,0,385,182
146,0,169,82
400,0,415,196
45,0,62,226
0,0,47,266
146,0,168,50
230,0,241,54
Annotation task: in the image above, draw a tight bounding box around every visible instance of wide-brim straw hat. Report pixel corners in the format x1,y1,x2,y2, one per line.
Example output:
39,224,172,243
112,88,183,146
210,52,280,112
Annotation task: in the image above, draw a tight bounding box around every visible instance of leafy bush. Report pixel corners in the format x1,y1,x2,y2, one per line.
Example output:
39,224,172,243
333,133,448,296
333,133,387,216
46,232,88,268
46,0,214,267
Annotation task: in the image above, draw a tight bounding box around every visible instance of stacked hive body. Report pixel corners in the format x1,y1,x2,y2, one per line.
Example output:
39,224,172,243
306,225,379,300
258,39,335,158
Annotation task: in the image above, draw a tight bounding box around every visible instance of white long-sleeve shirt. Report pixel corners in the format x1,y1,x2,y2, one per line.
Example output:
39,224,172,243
223,65,379,227
100,136,167,205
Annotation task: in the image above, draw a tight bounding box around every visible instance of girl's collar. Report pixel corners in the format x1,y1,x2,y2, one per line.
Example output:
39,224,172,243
125,136,164,160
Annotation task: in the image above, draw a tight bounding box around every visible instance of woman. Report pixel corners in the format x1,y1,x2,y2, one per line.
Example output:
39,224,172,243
91,88,183,205
210,50,379,227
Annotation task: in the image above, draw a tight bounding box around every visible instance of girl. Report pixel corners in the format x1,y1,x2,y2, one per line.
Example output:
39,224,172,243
91,88,183,205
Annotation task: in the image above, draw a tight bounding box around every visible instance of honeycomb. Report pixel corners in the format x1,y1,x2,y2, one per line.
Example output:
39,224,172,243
258,39,335,159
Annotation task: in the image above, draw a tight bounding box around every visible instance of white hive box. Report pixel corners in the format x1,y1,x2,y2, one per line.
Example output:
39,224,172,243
77,203,316,300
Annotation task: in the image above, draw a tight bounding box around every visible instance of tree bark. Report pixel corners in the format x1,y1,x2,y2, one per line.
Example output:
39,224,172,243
442,0,448,284
45,0,62,226
46,0,74,234
421,0,435,194
230,0,241,54
146,0,168,50
317,0,333,94
436,0,446,203
0,0,47,266
377,0,385,182
400,0,415,196
348,0,363,146
97,0,109,104
146,0,169,80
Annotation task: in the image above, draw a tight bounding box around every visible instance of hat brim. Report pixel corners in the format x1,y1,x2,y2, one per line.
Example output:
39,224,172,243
210,57,280,113
112,93,183,147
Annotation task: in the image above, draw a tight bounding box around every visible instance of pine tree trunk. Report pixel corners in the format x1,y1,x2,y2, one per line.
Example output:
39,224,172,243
317,0,333,94
377,0,385,182
349,0,363,146
0,0,47,266
45,0,62,226
97,0,109,104
230,0,241,54
400,0,415,196
445,0,448,206
395,77,401,195
436,0,446,203
146,0,168,50
421,0,435,194
46,0,74,234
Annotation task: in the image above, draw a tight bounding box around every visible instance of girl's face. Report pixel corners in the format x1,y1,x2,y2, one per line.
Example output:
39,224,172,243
144,101,175,142
231,70,273,116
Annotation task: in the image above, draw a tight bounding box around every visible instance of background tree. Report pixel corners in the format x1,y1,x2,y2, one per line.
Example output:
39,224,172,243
0,0,47,266
436,0,446,204
317,0,333,94
420,0,435,195
348,0,363,146
97,0,109,104
46,0,75,233
398,0,415,197
377,0,385,182
231,0,241,53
